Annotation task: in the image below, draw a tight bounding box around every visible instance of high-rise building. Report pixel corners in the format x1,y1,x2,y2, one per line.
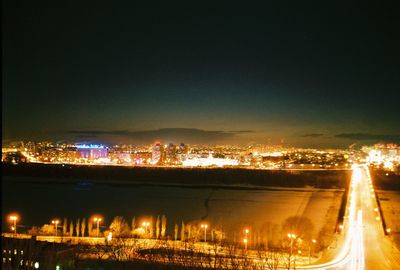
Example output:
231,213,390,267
177,143,188,154
151,142,163,165
165,143,177,164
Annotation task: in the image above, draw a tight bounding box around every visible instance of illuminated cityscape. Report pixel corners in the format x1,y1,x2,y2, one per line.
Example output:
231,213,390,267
3,141,400,173
2,1,400,270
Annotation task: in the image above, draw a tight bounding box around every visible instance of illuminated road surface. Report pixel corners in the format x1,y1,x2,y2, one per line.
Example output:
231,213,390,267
299,165,400,270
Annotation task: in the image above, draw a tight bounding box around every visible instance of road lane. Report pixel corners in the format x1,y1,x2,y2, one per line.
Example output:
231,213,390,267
300,165,400,270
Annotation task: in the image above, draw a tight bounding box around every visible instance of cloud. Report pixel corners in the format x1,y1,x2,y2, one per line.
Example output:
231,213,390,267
67,128,249,144
300,133,324,138
228,130,254,133
335,133,400,142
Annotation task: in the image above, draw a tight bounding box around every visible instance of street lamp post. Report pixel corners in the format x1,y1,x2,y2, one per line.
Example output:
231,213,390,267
201,224,208,242
142,221,150,234
94,217,102,237
288,233,297,269
244,228,249,250
387,228,393,249
309,239,317,264
9,215,18,235
51,220,60,236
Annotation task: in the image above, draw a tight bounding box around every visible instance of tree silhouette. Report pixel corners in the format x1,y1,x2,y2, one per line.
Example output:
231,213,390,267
161,215,167,238
109,216,131,237
76,219,80,237
88,220,93,237
69,221,74,237
156,215,160,239
181,221,185,241
174,223,179,241
81,218,86,237
63,218,67,236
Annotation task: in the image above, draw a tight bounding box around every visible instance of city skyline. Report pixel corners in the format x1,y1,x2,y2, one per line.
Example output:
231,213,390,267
3,2,400,147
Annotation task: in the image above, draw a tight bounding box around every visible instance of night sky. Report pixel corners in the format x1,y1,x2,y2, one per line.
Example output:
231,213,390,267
3,1,400,147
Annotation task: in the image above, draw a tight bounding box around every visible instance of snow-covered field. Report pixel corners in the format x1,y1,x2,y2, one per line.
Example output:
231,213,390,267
206,189,342,244
3,176,343,245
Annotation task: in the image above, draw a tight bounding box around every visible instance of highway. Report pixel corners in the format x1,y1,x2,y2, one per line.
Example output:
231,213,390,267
300,165,400,270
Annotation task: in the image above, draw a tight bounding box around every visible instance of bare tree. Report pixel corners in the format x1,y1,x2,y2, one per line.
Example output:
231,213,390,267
88,220,93,237
181,221,185,241
81,218,86,237
156,215,160,239
76,218,80,237
161,215,167,238
109,216,131,237
69,221,74,237
256,247,283,270
187,224,192,240
131,217,136,232
28,226,40,235
63,218,67,236
282,216,314,242
149,216,154,238
174,223,179,241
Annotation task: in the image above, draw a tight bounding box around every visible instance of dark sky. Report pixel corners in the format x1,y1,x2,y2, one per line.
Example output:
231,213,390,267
3,1,400,147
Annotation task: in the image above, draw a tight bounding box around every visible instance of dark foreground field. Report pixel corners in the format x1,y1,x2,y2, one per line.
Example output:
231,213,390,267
2,163,351,189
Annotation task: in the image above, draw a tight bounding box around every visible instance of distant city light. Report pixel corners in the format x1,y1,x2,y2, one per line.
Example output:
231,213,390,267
75,144,106,149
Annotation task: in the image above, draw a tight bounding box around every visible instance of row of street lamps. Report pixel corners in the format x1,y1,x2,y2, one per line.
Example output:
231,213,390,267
6,214,318,257
7,214,103,237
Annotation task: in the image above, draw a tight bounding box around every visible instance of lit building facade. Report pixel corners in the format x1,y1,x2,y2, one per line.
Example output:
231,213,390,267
76,144,108,159
151,142,163,165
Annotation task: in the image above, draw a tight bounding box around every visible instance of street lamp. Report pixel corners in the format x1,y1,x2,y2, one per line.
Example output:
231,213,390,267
201,223,208,242
93,217,102,237
142,221,150,234
9,215,18,235
51,220,60,236
287,233,297,269
387,228,393,249
309,239,317,264
243,238,248,250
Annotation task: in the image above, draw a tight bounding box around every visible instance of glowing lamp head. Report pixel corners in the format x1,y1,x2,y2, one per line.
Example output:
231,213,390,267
51,219,60,225
386,228,391,234
243,238,248,243
201,223,208,229
142,221,150,227
94,217,102,223
9,215,18,221
245,229,249,234
312,239,317,244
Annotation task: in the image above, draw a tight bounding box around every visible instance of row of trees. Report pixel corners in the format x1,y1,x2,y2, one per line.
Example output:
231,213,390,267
27,215,325,254
28,218,100,237
75,237,316,270
108,215,167,238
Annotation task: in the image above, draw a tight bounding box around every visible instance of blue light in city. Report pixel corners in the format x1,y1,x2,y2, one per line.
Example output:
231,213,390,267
75,144,105,149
